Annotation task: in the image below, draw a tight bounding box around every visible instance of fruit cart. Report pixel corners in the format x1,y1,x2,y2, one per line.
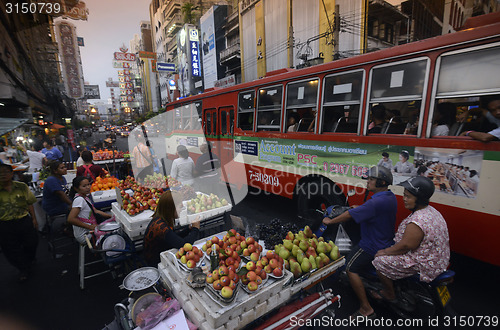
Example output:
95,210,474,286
157,231,345,330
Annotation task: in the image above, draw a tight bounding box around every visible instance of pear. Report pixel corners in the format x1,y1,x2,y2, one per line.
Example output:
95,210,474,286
301,258,311,273
283,239,294,251
316,256,324,269
330,245,340,261
299,240,309,252
292,245,300,257
318,237,325,242
316,242,326,254
320,252,330,266
286,231,295,241
306,246,317,258
308,255,317,269
293,238,300,246
290,260,302,278
297,231,305,240
279,248,290,260
304,226,313,238
324,242,333,253
283,259,290,270
275,244,282,255
297,250,305,264
309,238,317,250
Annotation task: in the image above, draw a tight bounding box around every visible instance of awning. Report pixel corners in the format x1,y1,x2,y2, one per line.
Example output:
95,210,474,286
0,117,30,136
50,123,65,129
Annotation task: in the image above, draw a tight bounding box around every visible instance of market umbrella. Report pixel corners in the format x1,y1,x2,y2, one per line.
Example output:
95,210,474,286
50,123,65,129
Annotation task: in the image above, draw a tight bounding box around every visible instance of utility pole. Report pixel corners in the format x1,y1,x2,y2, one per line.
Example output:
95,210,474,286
333,4,340,59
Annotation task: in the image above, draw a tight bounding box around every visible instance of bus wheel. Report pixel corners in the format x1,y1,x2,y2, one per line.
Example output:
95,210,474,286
295,178,345,230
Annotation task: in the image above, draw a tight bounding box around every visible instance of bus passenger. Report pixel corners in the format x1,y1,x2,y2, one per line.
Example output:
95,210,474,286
393,151,413,174
371,177,450,301
322,166,396,319
287,112,300,132
461,94,500,142
368,105,387,134
431,102,456,136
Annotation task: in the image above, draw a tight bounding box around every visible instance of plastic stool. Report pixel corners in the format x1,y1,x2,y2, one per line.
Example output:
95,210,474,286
79,238,111,290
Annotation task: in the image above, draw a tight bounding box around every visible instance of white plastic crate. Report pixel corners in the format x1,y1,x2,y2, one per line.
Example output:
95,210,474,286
91,189,117,203
182,193,232,222
111,202,153,231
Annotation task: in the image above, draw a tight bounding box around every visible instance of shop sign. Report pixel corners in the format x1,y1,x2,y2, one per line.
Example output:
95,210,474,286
56,20,83,98
157,62,176,72
114,52,136,61
84,85,100,99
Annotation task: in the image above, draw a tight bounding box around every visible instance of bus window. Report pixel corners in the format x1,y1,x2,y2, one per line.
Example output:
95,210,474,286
322,70,363,133
238,91,255,131
206,113,212,135
368,59,429,135
193,101,202,130
257,85,282,131
285,79,319,132
221,110,227,135
429,45,500,137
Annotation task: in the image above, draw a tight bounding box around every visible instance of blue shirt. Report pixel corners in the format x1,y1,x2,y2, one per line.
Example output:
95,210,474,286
348,190,397,256
42,175,69,216
41,147,63,161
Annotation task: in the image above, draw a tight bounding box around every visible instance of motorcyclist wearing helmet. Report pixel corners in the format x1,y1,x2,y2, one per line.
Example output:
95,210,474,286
371,176,450,302
323,166,397,319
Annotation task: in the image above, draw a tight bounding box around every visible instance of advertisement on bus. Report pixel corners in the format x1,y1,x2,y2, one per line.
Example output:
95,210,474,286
235,138,482,199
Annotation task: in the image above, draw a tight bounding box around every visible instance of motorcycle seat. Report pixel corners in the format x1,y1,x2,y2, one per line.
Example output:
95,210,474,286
430,270,455,286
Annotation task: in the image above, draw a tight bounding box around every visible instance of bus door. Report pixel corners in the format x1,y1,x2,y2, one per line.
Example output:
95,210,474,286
218,106,235,169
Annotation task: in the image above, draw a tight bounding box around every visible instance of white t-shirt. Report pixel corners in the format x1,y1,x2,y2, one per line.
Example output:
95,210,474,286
76,157,84,167
171,157,195,185
72,195,94,244
27,150,46,171
431,124,449,136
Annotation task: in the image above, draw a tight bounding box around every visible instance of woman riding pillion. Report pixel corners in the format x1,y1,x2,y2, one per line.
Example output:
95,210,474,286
371,176,450,302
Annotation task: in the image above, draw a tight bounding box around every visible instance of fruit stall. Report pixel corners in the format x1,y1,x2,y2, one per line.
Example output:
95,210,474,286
156,228,345,330
111,175,232,244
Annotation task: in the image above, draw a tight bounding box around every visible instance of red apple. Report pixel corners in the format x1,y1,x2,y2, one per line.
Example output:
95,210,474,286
250,252,260,262
220,275,231,286
266,250,275,260
221,286,233,298
246,237,255,245
219,265,229,277
248,245,256,254
273,268,283,277
186,259,196,268
213,280,222,290
206,273,214,284
247,281,258,291
246,261,256,271
247,271,257,282
228,280,236,290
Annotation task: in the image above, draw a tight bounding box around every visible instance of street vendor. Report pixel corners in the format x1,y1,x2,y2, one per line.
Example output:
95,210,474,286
322,166,397,319
42,161,72,217
76,150,105,183
143,191,200,267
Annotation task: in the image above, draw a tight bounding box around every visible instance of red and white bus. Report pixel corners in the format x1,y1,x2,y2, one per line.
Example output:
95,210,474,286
159,12,500,266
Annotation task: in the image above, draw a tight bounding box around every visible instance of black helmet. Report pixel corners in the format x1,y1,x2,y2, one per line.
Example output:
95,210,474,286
366,166,393,186
400,176,435,205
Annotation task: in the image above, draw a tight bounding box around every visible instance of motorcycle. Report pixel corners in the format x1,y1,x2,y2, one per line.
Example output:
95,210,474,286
340,265,457,319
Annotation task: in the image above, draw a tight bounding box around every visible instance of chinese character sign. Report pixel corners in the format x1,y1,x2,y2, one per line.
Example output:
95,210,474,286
56,21,83,99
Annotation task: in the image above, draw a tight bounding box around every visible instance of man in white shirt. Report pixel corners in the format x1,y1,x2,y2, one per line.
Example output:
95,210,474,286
26,145,47,171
